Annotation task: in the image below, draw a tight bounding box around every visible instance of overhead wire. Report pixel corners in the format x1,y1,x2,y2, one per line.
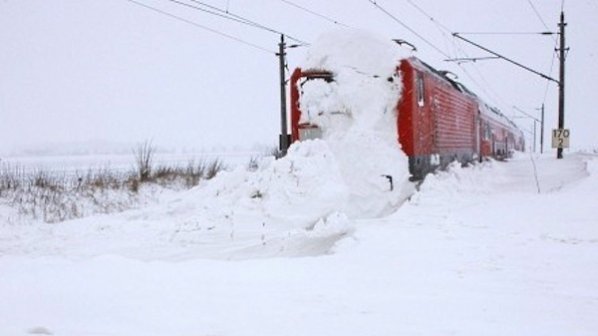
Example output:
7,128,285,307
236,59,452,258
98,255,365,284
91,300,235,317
403,0,454,58
374,0,503,106
404,0,452,32
454,31,556,36
366,0,451,59
525,0,561,108
166,0,315,78
176,0,310,45
526,0,558,44
542,51,557,103
401,0,511,109
165,0,262,26
275,0,350,27
526,0,552,31
123,0,275,54
455,52,512,109
403,0,561,115
539,20,560,109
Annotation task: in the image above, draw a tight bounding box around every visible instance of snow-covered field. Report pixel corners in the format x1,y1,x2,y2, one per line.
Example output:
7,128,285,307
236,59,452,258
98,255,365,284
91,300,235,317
0,150,260,175
1,152,597,335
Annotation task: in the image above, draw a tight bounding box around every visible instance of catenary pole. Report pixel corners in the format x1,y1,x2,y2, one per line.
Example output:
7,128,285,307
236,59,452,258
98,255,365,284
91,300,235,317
533,120,537,153
557,11,566,159
278,34,289,156
540,103,545,154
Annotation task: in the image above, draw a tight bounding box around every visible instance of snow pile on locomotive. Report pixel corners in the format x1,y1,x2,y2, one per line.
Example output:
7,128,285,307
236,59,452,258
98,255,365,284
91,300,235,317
294,29,413,217
299,29,406,139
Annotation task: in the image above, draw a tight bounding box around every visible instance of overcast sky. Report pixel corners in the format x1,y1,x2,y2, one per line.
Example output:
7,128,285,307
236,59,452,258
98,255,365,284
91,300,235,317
1,0,596,154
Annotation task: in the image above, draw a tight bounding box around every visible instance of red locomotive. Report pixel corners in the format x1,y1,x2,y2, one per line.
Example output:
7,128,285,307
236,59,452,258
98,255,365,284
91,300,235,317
290,56,525,180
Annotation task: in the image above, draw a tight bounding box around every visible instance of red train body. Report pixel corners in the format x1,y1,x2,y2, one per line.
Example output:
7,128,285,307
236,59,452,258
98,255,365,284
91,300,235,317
290,57,525,180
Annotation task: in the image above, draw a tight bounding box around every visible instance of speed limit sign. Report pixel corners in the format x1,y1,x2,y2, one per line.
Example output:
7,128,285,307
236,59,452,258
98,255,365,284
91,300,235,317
552,129,570,148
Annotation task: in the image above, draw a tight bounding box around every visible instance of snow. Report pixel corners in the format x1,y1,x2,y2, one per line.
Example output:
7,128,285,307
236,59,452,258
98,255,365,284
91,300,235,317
299,29,413,217
0,150,258,175
1,153,598,335
0,139,386,260
1,29,597,335
303,29,410,80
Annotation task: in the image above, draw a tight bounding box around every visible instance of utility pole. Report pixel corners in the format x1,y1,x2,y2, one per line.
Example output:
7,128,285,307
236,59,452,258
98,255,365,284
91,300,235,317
539,103,545,154
277,34,289,156
533,121,537,153
513,106,541,153
557,11,567,159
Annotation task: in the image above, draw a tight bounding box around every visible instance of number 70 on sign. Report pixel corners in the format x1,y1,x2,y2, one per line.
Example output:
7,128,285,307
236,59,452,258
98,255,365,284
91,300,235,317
552,129,570,148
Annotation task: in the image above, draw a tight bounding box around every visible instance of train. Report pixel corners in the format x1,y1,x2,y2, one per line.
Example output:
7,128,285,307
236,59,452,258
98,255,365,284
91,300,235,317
289,56,525,180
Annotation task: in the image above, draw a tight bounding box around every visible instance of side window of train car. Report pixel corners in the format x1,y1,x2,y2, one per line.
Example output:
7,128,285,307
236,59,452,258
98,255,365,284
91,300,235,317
416,71,425,107
484,123,491,140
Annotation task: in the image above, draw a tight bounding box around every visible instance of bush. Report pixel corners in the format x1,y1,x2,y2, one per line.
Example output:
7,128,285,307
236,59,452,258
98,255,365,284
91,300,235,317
134,140,154,182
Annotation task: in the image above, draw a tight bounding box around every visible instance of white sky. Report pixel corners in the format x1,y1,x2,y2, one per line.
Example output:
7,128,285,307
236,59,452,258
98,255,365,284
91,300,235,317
1,0,596,154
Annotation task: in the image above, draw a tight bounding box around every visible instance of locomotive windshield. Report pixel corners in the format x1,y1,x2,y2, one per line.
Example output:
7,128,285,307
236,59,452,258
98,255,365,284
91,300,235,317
300,71,334,83
295,71,337,141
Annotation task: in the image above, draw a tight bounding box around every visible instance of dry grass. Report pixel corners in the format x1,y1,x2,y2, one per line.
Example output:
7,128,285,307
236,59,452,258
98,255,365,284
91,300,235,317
0,148,225,223
151,159,224,188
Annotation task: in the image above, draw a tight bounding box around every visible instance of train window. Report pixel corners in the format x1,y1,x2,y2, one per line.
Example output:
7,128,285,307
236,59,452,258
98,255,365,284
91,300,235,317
416,72,425,107
484,123,491,140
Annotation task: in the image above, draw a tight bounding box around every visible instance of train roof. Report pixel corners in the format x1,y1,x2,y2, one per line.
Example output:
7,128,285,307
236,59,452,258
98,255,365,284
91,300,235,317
407,57,522,134
479,101,521,132
407,57,477,98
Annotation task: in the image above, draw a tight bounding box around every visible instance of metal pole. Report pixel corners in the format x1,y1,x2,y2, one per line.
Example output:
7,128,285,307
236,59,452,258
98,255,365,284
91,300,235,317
540,103,545,154
278,34,289,156
533,120,537,153
557,11,566,159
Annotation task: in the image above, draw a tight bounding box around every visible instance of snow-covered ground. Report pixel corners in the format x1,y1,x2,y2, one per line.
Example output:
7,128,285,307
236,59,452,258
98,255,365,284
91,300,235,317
1,152,597,335
0,150,260,175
